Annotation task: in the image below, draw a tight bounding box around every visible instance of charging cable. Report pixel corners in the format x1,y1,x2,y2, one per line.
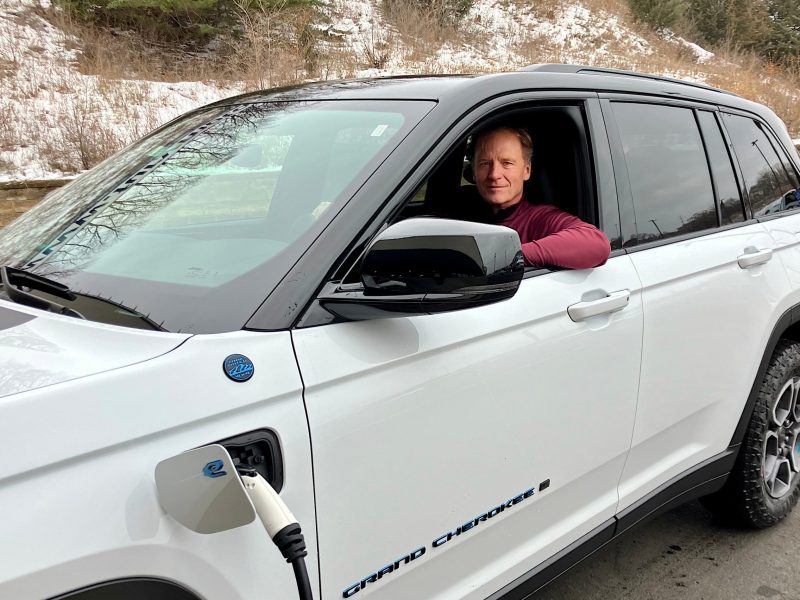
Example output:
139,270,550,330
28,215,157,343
238,467,314,600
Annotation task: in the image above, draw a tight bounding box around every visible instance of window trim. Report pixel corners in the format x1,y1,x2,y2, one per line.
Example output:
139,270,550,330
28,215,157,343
624,217,761,253
696,109,747,226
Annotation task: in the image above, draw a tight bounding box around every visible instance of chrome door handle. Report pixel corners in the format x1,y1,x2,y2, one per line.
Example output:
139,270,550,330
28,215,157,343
737,247,773,269
567,290,630,322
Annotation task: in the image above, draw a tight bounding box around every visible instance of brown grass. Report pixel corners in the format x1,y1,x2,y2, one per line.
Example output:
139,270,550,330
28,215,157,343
3,0,800,184
45,7,225,84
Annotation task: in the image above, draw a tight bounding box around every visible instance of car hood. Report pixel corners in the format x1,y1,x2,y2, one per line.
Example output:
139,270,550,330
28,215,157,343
0,301,191,399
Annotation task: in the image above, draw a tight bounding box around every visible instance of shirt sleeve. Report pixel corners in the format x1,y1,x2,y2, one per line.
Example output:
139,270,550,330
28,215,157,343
520,206,611,269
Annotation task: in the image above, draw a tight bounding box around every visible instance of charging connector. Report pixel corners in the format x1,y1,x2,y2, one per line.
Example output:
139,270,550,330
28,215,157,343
240,468,313,600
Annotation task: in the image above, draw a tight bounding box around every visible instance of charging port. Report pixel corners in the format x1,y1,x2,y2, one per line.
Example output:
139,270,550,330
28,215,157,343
216,429,284,492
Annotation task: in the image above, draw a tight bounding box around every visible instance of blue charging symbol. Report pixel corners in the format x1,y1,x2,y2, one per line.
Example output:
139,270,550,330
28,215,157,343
203,460,227,478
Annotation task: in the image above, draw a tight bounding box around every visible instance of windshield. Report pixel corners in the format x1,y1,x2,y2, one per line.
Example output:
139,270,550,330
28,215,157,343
0,100,433,333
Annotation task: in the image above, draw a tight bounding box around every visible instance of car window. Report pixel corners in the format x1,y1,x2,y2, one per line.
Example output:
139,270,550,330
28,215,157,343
722,113,796,217
613,102,717,244
762,125,800,190
396,105,600,240
0,100,433,333
696,111,745,225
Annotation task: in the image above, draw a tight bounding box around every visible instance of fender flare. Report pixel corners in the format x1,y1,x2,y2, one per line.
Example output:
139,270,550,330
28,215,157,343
729,304,800,447
50,578,202,600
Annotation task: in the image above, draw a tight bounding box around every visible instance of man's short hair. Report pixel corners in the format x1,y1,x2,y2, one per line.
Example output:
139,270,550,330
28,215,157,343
471,126,534,164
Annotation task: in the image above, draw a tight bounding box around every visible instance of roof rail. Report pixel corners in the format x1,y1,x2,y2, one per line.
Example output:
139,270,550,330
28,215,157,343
519,64,737,97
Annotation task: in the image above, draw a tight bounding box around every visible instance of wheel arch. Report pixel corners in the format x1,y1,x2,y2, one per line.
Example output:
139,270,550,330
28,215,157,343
730,304,800,447
49,577,203,600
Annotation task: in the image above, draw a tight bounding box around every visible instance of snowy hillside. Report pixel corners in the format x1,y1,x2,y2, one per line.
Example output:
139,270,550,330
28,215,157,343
0,0,790,182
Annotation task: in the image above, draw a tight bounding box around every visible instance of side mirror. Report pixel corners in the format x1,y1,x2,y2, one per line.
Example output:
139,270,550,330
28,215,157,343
155,444,256,534
320,218,524,321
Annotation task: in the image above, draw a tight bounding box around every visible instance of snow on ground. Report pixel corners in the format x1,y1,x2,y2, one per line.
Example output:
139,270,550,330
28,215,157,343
0,0,241,181
1,0,720,182
325,0,660,76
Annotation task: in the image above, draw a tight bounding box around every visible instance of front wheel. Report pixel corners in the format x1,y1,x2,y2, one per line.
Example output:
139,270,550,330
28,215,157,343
702,339,800,528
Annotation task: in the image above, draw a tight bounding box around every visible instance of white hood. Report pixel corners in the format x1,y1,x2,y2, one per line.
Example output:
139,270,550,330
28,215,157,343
0,301,191,398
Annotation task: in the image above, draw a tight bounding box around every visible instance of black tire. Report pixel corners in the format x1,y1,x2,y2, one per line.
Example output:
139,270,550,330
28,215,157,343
701,339,800,528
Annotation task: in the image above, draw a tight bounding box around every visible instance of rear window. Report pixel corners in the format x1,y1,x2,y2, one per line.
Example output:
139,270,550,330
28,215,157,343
723,113,796,217
613,103,717,245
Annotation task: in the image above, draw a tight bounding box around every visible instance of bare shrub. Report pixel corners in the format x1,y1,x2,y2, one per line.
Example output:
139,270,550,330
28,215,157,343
315,43,359,80
0,100,21,152
45,82,122,171
359,21,394,69
230,0,322,90
382,0,469,59
44,5,224,84
518,31,563,65
523,0,567,21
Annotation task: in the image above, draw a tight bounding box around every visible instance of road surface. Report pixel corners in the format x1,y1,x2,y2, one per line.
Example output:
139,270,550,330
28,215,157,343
536,501,800,600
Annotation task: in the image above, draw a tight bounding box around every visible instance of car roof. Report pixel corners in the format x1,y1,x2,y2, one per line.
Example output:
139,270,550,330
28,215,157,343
201,65,783,137
213,66,740,104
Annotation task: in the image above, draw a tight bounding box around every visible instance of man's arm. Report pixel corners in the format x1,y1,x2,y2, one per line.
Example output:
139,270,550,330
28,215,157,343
520,205,611,269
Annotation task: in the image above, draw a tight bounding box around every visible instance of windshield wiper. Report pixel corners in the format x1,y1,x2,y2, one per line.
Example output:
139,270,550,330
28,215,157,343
0,266,86,319
0,266,166,331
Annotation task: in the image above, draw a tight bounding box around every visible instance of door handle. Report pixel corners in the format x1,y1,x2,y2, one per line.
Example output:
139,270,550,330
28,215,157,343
567,290,630,322
737,247,773,269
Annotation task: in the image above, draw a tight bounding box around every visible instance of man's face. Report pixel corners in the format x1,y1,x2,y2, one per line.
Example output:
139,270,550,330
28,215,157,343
473,129,531,212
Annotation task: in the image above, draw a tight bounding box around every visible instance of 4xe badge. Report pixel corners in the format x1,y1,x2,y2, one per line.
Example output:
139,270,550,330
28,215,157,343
223,354,254,382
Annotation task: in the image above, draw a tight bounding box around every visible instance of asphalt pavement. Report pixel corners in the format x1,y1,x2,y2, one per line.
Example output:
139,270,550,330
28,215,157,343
535,501,800,600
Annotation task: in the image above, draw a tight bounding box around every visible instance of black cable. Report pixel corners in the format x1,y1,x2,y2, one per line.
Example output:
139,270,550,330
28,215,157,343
274,523,314,600
291,557,314,600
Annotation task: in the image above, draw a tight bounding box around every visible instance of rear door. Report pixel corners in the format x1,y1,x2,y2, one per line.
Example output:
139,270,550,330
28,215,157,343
603,99,790,509
292,97,643,600
721,112,800,311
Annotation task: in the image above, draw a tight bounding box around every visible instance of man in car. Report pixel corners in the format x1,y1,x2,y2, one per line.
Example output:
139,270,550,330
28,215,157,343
471,126,611,269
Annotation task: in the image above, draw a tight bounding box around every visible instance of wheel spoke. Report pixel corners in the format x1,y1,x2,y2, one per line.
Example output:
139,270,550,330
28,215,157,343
773,379,794,427
792,379,800,423
764,431,780,481
792,429,800,473
771,458,793,498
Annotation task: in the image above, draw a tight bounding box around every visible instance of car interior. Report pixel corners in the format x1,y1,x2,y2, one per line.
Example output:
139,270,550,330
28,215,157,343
397,104,597,231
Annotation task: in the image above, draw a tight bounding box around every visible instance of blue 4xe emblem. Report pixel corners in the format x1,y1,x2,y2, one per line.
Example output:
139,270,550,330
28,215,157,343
203,460,227,478
223,354,255,382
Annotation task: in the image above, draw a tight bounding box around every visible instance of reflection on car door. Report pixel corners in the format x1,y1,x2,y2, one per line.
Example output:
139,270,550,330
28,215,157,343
292,257,642,599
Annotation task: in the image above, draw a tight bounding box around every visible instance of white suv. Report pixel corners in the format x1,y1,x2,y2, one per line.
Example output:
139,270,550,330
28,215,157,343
2,65,800,600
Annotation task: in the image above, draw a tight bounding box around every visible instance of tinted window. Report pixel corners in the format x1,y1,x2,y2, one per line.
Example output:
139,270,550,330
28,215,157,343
723,113,795,216
697,111,745,225
613,103,716,244
763,125,800,189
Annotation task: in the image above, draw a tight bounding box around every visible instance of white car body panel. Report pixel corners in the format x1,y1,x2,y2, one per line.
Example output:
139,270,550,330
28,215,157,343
618,223,790,509
760,212,800,309
0,299,189,399
293,255,643,600
0,328,316,600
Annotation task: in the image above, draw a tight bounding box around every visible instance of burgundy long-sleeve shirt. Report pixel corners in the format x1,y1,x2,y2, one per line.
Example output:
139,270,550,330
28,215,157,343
493,202,611,269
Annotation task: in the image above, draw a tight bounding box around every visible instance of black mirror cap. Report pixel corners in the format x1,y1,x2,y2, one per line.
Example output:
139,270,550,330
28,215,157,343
360,218,525,297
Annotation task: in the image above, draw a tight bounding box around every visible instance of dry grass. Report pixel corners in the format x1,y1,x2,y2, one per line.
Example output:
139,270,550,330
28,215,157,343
382,1,464,62
4,0,800,183
46,7,225,84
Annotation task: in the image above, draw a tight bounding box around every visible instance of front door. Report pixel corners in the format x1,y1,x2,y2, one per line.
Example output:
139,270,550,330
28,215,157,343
293,255,642,599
